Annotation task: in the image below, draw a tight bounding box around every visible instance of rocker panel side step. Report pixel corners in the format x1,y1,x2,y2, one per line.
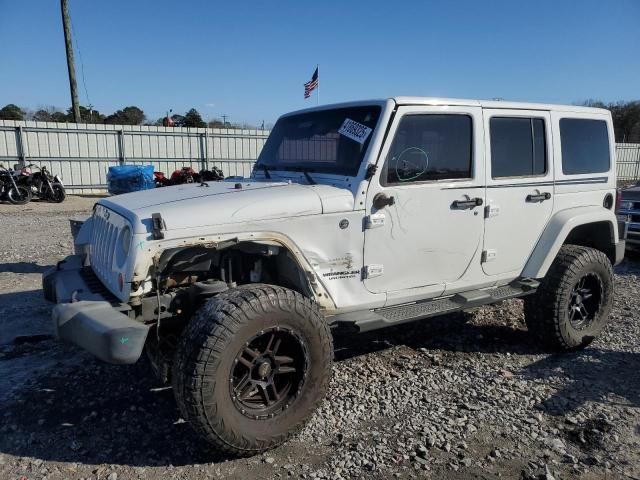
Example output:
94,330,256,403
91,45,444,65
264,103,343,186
329,281,537,333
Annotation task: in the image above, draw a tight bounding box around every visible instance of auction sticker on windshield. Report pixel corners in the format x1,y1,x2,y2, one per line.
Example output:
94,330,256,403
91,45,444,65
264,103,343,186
338,118,372,144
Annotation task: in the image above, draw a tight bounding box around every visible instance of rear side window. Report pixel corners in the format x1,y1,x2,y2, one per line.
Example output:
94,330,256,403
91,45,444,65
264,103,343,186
560,118,610,175
384,114,472,184
490,117,546,178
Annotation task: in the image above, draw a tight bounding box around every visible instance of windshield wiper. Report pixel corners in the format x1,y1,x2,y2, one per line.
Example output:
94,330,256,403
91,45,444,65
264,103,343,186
302,171,316,185
256,164,271,179
280,166,317,185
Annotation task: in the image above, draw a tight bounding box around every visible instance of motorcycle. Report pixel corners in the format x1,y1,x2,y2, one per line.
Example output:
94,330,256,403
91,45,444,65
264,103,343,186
0,164,32,205
158,166,224,187
169,166,200,185
153,166,225,188
153,171,171,187
18,163,66,203
199,167,225,182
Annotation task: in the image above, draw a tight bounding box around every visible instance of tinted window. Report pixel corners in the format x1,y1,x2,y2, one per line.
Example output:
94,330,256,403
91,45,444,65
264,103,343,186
490,117,546,178
384,114,472,184
560,118,610,175
256,106,381,176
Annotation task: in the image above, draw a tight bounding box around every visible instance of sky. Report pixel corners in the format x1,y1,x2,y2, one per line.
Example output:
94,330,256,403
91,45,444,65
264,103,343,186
0,0,638,126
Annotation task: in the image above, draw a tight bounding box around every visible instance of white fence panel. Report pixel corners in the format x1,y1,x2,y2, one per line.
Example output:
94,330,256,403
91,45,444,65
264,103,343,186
616,143,640,180
0,120,267,193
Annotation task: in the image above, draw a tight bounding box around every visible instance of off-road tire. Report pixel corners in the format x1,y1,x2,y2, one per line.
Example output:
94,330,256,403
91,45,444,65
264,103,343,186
524,245,614,351
172,284,333,456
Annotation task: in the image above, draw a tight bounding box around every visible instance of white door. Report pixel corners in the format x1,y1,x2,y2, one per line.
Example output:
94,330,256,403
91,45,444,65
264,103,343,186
364,105,485,294
482,109,554,277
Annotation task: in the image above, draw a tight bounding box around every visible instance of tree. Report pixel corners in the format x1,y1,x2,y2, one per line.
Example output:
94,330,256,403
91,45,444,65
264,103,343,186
208,118,226,128
0,104,25,120
52,111,69,122
609,101,640,143
581,99,607,109
182,108,206,128
65,105,105,123
32,110,54,122
32,106,66,122
580,100,640,143
170,114,185,127
105,106,146,125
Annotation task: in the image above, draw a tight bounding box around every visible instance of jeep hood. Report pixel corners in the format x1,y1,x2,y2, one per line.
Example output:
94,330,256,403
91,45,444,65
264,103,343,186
100,180,354,233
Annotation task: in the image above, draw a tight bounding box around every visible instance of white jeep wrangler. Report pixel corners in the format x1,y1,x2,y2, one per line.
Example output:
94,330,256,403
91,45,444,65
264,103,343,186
44,97,625,456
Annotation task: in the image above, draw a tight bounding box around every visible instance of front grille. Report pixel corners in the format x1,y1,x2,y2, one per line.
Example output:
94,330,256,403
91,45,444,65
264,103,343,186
91,212,119,279
89,205,128,299
80,267,118,302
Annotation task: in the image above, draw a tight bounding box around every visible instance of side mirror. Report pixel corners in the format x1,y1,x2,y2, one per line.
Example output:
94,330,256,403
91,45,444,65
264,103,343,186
373,192,395,210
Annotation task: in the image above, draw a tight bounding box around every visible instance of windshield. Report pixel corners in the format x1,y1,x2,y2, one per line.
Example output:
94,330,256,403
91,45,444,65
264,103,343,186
256,106,381,176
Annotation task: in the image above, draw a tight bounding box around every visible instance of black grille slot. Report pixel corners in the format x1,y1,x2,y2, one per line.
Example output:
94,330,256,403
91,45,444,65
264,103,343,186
80,267,119,302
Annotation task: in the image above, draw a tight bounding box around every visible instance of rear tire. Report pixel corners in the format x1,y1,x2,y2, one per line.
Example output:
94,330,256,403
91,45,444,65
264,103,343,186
172,284,333,456
524,245,614,351
7,186,31,205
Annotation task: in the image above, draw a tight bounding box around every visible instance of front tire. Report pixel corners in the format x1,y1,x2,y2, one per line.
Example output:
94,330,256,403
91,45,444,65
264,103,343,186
524,245,614,351
172,284,333,456
7,186,31,205
47,183,66,203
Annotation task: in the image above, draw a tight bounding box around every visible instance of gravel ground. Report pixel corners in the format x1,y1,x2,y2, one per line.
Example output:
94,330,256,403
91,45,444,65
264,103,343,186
1,196,639,480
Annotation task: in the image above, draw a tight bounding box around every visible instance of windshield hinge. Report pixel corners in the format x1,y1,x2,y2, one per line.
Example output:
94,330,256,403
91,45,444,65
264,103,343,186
151,213,166,240
365,164,378,180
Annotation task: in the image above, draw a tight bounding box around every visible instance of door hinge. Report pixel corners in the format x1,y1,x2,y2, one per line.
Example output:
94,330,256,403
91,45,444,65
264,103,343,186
482,250,497,263
364,212,385,229
364,264,384,279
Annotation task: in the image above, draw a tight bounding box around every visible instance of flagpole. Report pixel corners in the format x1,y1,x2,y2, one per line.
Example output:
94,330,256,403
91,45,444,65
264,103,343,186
316,64,319,106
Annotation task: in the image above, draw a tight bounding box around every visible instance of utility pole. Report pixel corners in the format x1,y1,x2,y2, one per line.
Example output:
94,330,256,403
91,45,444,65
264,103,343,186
60,0,81,123
222,114,229,127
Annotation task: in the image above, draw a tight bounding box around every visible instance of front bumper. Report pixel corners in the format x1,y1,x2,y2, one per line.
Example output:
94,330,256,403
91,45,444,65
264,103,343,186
43,255,149,365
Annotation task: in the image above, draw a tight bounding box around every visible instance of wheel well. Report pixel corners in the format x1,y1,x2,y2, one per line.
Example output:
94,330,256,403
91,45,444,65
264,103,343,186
563,221,616,264
156,241,313,298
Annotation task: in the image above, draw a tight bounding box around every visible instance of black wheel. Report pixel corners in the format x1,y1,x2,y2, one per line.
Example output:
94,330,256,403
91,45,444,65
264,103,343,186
524,245,614,351
7,185,31,205
172,284,333,456
47,183,66,203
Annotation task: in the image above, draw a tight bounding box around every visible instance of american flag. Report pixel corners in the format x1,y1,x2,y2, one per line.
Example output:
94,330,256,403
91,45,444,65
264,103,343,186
304,67,318,99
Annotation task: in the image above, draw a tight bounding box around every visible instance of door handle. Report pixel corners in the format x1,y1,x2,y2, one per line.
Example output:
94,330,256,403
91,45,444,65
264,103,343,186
452,197,483,209
526,192,551,203
373,192,395,210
